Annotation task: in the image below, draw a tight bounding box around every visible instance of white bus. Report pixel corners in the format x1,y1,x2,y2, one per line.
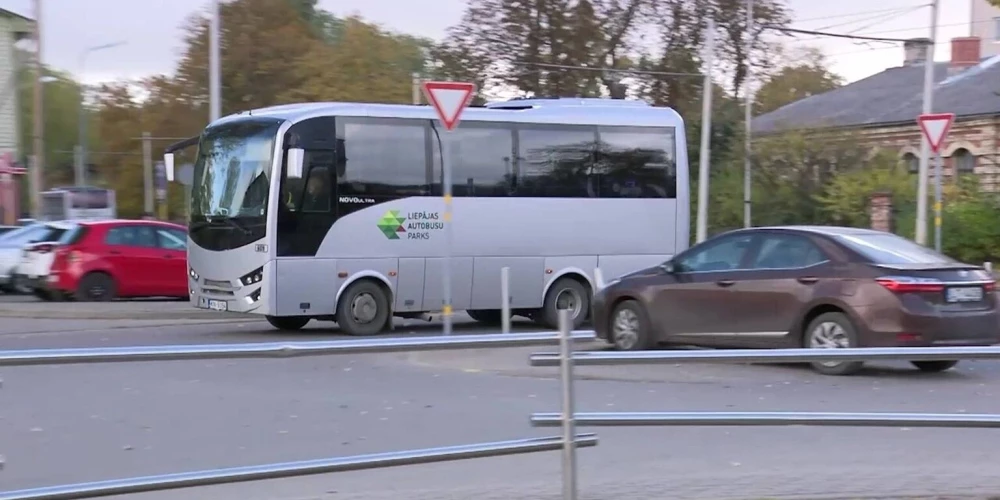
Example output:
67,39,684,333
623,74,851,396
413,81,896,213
165,97,690,335
40,186,117,221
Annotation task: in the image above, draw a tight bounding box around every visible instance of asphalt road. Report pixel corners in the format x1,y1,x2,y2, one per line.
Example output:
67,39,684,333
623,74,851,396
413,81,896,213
2,313,1000,500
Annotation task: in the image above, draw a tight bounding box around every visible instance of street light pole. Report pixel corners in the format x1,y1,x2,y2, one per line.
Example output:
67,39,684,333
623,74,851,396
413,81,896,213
30,0,43,218
209,0,221,122
76,41,126,187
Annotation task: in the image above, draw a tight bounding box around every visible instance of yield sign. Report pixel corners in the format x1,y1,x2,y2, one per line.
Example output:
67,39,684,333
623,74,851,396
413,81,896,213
917,113,955,154
422,81,476,131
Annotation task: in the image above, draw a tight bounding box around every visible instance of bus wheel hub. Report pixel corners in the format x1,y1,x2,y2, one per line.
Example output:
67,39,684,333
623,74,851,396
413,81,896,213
351,293,378,323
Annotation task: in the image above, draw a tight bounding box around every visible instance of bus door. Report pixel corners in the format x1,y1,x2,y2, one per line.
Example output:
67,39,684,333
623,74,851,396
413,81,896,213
277,117,339,257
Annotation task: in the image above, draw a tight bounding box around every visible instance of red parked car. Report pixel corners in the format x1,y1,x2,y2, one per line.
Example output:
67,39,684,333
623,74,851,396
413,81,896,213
41,220,189,301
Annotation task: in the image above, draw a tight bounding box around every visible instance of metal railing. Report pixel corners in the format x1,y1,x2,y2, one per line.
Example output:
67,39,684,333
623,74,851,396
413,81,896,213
5,263,1000,500
0,331,598,500
528,320,1000,500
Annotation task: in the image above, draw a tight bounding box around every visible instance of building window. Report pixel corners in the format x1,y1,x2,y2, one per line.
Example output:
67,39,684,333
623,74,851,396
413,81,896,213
902,153,918,174
953,148,976,174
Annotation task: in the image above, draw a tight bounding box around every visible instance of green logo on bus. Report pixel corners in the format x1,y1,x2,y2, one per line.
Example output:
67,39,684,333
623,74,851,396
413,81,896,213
377,210,407,239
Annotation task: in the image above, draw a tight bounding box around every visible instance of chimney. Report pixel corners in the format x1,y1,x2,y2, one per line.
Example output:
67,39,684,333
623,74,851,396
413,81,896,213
949,36,981,75
903,38,931,66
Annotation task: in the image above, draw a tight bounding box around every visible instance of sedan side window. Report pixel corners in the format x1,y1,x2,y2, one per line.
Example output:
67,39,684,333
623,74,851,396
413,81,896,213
751,234,826,269
676,234,755,272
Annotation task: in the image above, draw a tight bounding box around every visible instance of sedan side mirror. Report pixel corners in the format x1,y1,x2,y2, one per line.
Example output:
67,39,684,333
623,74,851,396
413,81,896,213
659,261,675,273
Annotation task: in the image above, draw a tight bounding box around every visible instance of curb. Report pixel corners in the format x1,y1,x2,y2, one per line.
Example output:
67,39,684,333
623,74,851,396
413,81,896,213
0,306,263,321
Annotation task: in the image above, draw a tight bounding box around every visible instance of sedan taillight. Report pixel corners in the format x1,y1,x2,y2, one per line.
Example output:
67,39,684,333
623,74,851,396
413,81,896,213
875,276,945,293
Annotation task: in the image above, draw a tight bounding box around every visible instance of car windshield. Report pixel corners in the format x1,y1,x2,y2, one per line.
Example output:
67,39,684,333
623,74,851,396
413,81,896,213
191,118,283,219
836,233,955,265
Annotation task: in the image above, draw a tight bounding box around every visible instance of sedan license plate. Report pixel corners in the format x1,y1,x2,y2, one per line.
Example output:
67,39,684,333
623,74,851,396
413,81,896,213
200,297,229,311
946,286,983,303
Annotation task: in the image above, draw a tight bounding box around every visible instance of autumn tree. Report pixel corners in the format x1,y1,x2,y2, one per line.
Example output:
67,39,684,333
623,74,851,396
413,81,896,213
753,47,843,115
284,16,425,104
15,54,89,187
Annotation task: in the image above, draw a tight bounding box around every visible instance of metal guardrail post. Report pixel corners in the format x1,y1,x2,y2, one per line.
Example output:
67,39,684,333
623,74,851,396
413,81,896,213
985,261,993,274
501,267,511,334
558,309,578,500
593,267,605,290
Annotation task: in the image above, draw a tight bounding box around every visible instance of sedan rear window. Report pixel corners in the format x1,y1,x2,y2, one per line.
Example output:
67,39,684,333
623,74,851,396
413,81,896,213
836,233,954,265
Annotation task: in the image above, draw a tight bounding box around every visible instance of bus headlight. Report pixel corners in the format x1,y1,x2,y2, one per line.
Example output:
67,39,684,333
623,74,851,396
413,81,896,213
239,267,264,286
189,267,200,281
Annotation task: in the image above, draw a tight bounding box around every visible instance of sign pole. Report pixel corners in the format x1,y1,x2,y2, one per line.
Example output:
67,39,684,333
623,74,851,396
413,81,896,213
933,152,942,253
421,81,476,337
442,139,454,335
916,112,953,252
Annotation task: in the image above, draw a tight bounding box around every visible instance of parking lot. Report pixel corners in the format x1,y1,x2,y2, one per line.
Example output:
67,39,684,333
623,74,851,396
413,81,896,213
2,298,1000,500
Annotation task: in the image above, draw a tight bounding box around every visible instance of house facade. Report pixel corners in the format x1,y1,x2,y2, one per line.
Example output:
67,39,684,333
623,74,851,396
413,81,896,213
0,8,33,224
972,0,1000,58
754,36,1000,192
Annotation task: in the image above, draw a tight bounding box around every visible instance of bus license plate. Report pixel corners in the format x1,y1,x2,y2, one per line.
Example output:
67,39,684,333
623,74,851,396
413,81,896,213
946,287,983,303
200,298,229,311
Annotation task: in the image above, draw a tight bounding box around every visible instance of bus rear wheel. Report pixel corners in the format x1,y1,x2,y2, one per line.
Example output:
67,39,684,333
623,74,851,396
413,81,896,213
266,316,311,331
467,309,503,326
336,280,390,336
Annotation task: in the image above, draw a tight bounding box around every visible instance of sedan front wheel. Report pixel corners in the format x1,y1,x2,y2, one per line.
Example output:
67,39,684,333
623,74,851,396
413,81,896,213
609,300,654,351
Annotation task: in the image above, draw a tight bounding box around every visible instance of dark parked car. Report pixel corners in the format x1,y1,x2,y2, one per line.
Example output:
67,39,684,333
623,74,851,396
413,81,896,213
592,226,998,375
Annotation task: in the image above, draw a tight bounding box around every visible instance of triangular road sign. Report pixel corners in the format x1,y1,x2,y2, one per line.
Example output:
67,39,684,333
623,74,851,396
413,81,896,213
917,113,955,153
422,81,476,131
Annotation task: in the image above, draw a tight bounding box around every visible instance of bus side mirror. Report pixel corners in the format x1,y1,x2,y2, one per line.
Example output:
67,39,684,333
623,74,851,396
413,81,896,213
287,148,305,179
164,153,175,182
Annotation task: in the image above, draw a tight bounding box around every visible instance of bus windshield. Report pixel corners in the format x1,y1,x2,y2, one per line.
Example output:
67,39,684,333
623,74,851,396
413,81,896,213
192,118,283,220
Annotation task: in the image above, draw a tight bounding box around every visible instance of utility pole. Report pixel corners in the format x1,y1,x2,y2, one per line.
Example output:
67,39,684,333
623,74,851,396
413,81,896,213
915,0,938,246
695,17,715,244
742,0,754,228
30,0,43,218
209,0,221,122
142,132,153,215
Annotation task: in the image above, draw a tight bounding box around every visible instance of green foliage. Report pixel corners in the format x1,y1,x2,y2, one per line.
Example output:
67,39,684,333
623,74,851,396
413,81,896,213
942,195,1000,264
16,57,92,186
814,150,914,228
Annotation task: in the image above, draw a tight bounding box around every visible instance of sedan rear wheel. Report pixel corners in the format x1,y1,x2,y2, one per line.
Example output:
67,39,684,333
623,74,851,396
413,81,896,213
805,312,863,376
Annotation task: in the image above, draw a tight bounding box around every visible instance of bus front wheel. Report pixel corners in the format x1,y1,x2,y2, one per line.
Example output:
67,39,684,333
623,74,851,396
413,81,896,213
539,277,590,330
336,280,391,336
266,315,311,331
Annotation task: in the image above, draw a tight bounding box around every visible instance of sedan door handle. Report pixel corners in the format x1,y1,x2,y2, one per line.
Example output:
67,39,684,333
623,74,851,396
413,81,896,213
716,279,735,287
797,276,819,284
163,254,174,259
108,250,121,255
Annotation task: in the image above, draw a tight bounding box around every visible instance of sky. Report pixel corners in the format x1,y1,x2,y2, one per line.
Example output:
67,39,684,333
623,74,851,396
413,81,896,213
0,0,977,86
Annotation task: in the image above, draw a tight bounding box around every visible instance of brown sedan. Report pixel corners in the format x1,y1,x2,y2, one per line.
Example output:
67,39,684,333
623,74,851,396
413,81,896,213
592,226,999,375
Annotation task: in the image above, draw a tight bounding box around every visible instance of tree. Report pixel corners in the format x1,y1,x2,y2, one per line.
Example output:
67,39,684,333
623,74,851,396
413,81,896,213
284,16,424,104
753,47,843,115
988,0,1000,7
814,151,914,228
173,0,323,117
705,129,881,233
15,55,88,187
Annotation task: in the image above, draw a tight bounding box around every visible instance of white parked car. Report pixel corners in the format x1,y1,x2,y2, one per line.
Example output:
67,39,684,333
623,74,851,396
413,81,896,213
13,221,80,299
0,223,60,293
